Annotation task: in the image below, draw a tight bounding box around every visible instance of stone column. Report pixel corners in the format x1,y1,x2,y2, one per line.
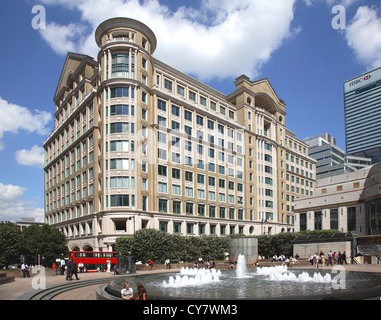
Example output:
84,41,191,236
322,209,330,230
339,207,348,233
307,211,315,230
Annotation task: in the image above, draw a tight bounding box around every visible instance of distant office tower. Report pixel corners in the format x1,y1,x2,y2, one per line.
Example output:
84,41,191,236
344,67,381,163
305,133,371,179
43,17,316,251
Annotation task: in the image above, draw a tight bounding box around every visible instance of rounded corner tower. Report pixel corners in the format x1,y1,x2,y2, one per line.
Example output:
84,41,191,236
93,17,158,251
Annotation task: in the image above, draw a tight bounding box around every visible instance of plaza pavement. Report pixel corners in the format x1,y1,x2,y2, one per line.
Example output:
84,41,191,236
0,263,380,300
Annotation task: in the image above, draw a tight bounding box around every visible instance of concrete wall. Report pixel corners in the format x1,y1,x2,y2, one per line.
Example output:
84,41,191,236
229,238,258,265
293,241,352,260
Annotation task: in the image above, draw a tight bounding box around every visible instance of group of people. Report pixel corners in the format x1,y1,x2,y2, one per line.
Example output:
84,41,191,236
272,254,300,267
65,259,80,280
308,250,348,269
121,282,147,300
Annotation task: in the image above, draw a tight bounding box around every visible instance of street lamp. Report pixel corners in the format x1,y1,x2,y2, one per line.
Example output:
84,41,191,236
261,219,267,235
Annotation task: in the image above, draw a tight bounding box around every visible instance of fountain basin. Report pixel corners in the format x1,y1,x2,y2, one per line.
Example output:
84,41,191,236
101,267,381,300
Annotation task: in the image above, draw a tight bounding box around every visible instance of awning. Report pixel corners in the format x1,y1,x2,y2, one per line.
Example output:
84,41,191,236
357,245,381,256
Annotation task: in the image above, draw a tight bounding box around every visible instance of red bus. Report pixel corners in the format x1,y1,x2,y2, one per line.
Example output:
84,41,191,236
68,251,118,272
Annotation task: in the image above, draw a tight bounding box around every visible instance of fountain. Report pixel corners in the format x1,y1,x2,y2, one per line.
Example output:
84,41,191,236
99,256,381,300
256,265,332,283
162,267,221,287
235,254,249,278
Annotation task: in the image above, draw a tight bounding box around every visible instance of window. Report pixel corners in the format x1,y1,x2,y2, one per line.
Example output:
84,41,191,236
172,120,180,131
110,159,129,170
172,104,180,116
158,199,167,212
110,195,129,207
177,85,185,96
172,168,181,179
110,140,129,152
189,90,196,101
172,184,181,195
158,182,167,193
174,222,181,233
173,201,181,214
111,53,134,77
185,171,193,182
187,223,194,234
111,87,130,98
184,110,192,121
110,176,129,187
185,187,193,197
157,99,167,112
110,122,129,133
172,136,180,147
196,115,204,126
158,165,167,176
164,79,173,91
110,104,129,116
159,221,168,232
186,203,193,215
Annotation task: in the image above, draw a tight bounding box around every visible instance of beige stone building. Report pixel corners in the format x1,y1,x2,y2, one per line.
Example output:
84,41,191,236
43,17,316,251
294,162,381,236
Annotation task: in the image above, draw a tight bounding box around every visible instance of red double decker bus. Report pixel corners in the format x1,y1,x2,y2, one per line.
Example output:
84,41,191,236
68,251,118,272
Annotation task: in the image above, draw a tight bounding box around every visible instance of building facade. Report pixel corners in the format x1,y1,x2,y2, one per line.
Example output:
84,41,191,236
294,162,381,237
344,67,381,163
304,133,371,179
43,18,316,251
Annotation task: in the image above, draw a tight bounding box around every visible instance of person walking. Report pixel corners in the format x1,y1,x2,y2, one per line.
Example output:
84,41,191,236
71,260,80,280
148,259,153,271
342,251,347,265
338,251,342,265
314,253,320,269
21,263,30,278
309,254,314,266
327,250,333,266
66,260,72,280
60,258,66,275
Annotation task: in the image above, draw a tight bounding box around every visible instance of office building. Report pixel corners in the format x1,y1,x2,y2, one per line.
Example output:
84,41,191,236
305,133,371,179
43,17,316,251
344,67,381,163
293,162,381,261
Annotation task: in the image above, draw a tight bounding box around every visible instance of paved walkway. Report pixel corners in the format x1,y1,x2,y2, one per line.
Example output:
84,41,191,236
0,268,177,300
0,264,380,300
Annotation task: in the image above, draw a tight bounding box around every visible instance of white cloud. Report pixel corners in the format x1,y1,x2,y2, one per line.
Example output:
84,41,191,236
0,97,52,150
303,0,359,7
39,0,298,81
15,145,44,168
0,183,44,223
345,6,381,69
39,22,87,55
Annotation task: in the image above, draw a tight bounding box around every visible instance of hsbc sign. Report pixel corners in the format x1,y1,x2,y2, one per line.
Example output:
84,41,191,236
344,68,381,93
348,74,371,87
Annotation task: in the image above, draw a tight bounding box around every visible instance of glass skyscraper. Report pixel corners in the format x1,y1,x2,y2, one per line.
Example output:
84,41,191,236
344,67,381,163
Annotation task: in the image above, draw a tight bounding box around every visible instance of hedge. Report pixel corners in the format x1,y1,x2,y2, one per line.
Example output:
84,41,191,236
115,229,340,263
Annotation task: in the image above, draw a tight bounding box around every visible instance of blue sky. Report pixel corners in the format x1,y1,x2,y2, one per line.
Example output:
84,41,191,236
0,0,380,222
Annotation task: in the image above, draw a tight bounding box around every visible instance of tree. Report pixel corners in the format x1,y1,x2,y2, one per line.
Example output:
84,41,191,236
0,222,22,267
20,224,68,267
